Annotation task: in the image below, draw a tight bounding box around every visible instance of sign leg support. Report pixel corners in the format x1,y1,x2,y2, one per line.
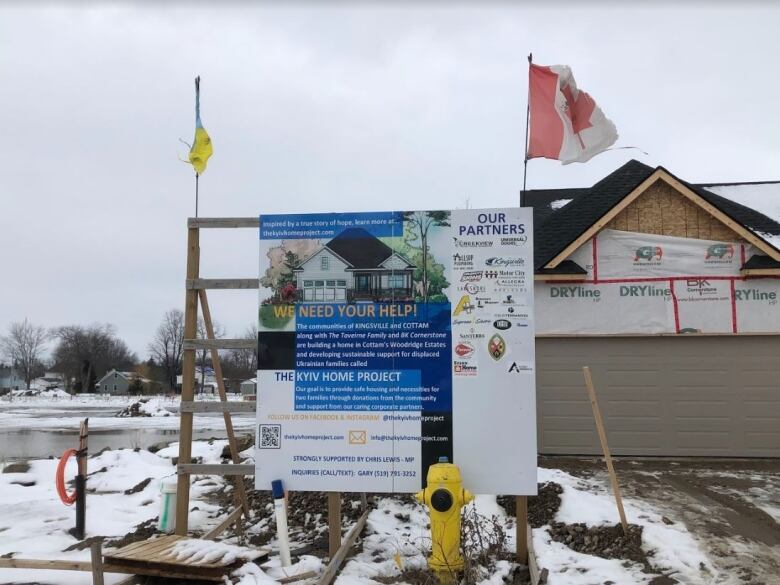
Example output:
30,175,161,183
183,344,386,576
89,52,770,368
515,495,528,563
583,366,629,535
328,492,341,559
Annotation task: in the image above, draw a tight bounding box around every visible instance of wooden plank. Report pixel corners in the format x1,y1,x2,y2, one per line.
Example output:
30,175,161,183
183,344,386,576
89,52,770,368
317,508,370,585
188,217,259,229
199,289,252,519
582,366,629,534
106,536,183,560
104,534,182,558
90,541,104,585
203,507,244,540
0,557,225,581
527,525,540,585
180,400,256,413
328,492,341,559
182,338,256,350
176,226,200,536
177,463,255,476
279,570,318,583
515,496,528,563
187,278,259,290
0,558,96,571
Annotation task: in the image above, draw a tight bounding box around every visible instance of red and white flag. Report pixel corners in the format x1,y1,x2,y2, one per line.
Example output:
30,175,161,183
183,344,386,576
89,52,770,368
528,63,618,164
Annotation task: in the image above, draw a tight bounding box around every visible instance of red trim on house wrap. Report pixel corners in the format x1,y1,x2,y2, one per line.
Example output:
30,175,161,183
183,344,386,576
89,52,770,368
591,237,599,283
730,279,738,333
669,279,681,333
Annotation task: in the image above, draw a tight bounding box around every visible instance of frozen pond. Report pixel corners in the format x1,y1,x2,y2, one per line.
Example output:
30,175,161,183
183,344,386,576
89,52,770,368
0,395,256,460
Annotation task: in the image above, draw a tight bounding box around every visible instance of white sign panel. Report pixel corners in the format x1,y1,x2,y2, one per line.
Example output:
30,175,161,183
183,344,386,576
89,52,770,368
256,209,536,495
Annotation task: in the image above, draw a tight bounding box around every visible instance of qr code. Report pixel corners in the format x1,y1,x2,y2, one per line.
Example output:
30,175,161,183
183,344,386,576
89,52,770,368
259,424,281,449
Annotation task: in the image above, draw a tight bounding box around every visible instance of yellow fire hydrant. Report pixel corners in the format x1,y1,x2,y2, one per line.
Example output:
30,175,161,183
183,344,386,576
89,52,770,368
415,456,474,580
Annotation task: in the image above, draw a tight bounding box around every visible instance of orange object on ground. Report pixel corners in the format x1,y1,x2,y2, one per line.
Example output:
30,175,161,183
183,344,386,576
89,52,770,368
56,449,78,505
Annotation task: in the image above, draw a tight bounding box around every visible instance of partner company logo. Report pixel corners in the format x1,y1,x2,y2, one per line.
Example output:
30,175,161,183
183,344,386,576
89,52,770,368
453,253,474,268
453,295,475,316
458,282,486,294
685,278,718,297
485,257,525,267
453,237,494,248
452,317,491,327
508,362,532,373
500,236,527,246
705,243,734,262
453,361,478,376
488,333,506,361
460,271,483,283
454,342,475,359
634,246,663,262
493,319,512,331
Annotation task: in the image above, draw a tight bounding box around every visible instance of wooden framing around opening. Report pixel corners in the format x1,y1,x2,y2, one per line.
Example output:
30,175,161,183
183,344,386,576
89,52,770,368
544,169,780,269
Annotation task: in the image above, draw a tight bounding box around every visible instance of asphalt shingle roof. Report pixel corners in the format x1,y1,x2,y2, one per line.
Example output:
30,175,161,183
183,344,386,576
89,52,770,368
532,160,655,269
528,160,780,270
325,227,394,269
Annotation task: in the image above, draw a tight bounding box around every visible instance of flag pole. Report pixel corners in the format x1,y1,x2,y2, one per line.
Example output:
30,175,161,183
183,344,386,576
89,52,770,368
195,172,199,218
521,53,532,207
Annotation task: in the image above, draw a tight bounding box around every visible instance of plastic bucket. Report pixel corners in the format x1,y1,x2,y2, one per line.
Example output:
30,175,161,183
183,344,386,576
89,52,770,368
158,477,177,533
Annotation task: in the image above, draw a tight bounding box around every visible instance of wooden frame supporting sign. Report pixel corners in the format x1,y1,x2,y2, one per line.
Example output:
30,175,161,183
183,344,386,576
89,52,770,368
582,366,629,534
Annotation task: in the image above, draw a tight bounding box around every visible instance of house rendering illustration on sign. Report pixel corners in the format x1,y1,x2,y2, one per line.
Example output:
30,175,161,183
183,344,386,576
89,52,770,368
294,227,415,302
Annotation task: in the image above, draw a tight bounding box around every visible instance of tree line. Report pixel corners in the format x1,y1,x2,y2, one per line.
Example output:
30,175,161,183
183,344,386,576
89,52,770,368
0,310,257,392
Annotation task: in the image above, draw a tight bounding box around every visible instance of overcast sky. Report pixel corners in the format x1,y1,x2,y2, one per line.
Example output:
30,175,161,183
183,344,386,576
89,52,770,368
1,3,779,358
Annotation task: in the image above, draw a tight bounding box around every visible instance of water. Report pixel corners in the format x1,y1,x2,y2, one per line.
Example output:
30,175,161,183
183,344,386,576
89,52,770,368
0,403,255,461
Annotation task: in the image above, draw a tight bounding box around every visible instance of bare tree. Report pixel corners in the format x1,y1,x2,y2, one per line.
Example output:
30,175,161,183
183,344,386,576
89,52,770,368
196,317,225,394
51,324,137,393
0,318,48,389
222,324,258,382
148,309,185,391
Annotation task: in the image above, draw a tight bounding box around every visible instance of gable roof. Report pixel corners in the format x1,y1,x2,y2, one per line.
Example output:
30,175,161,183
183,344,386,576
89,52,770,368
531,160,780,270
533,160,655,269
325,227,395,269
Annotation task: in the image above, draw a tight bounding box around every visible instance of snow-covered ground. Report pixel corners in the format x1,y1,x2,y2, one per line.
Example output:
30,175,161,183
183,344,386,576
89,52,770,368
0,438,727,585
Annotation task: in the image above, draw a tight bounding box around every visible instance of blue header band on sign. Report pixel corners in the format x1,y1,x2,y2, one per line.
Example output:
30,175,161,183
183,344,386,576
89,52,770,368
260,212,404,240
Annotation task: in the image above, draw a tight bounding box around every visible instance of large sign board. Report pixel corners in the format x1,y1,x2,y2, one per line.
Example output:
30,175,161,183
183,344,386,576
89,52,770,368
256,209,536,494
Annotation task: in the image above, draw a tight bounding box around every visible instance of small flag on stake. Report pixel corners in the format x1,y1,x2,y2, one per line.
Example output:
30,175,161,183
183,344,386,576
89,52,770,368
528,63,617,164
188,76,213,175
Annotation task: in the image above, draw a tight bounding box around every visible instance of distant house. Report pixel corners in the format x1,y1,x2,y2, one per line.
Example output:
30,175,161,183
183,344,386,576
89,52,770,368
175,367,223,394
0,366,25,391
96,369,153,395
240,378,257,397
294,227,415,302
31,372,65,390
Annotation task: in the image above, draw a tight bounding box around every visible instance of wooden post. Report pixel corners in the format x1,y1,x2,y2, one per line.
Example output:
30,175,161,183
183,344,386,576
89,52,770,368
75,418,88,539
175,227,200,535
582,366,629,534
89,541,104,585
198,289,251,518
327,492,341,559
515,495,528,563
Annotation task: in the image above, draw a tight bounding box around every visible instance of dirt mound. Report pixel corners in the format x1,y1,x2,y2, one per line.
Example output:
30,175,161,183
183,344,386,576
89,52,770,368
115,401,150,418
498,482,563,528
547,521,646,564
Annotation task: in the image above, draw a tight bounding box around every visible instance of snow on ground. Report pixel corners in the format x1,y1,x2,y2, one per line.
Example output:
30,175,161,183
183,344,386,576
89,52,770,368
534,468,715,585
0,425,726,585
0,439,233,585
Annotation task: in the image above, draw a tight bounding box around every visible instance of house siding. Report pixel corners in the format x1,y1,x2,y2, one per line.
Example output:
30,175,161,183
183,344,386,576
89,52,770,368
296,249,351,287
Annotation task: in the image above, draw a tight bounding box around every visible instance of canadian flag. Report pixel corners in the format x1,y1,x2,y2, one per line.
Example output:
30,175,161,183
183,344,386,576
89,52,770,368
528,63,618,164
